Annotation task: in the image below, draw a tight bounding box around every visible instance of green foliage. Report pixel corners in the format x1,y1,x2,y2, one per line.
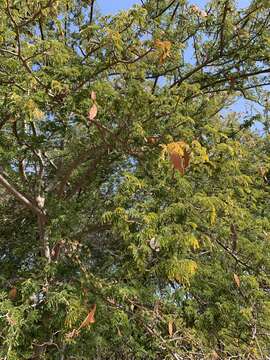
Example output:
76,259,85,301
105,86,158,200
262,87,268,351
0,0,270,359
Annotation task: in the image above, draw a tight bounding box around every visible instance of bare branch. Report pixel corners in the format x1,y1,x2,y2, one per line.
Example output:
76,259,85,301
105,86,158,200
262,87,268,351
153,0,176,19
220,1,229,56
90,0,95,24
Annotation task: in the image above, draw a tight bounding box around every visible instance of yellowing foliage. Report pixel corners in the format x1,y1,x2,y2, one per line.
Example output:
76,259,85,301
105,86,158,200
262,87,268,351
154,40,171,64
161,141,190,175
167,257,198,285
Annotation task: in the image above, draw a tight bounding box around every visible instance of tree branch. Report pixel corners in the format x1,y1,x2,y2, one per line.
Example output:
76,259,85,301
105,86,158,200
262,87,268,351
0,173,44,218
153,0,176,19
90,0,95,24
220,1,229,56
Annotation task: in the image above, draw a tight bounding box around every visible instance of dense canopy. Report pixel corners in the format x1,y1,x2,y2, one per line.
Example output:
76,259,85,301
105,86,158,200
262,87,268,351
0,0,270,359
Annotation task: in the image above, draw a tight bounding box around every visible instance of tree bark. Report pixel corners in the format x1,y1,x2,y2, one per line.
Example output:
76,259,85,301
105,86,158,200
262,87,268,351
37,214,51,263
0,172,51,262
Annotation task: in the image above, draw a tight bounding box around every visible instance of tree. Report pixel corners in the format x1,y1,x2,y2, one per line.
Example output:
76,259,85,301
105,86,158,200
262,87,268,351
0,0,270,358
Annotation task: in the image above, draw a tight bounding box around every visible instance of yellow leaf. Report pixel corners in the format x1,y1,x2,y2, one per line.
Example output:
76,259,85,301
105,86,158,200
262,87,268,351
6,313,16,326
191,140,209,163
109,30,123,51
32,108,44,120
167,258,198,285
154,39,171,64
166,141,187,156
186,234,200,250
25,99,43,120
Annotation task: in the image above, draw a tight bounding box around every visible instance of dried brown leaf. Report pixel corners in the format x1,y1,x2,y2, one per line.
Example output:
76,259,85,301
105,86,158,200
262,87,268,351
169,152,185,175
78,304,96,329
8,287,17,300
168,320,174,337
66,329,80,339
233,273,240,288
6,313,16,326
154,40,171,64
88,104,98,121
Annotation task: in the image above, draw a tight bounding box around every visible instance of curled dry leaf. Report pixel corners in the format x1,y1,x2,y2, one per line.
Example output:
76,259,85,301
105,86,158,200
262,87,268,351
168,320,174,337
106,297,116,305
78,304,96,329
233,273,240,288
164,141,190,175
88,104,98,121
6,313,16,326
228,76,236,86
169,152,185,175
200,10,208,18
258,166,269,184
190,4,200,12
154,40,171,64
259,166,266,177
149,237,160,252
146,136,159,145
51,240,64,260
190,5,208,18
66,328,80,339
8,287,17,300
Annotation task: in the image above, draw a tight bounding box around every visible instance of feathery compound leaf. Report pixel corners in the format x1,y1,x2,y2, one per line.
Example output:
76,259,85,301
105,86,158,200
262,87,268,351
0,1,269,358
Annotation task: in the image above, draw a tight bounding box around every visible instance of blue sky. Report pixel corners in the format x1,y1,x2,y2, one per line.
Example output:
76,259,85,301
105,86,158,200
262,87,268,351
98,0,251,15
